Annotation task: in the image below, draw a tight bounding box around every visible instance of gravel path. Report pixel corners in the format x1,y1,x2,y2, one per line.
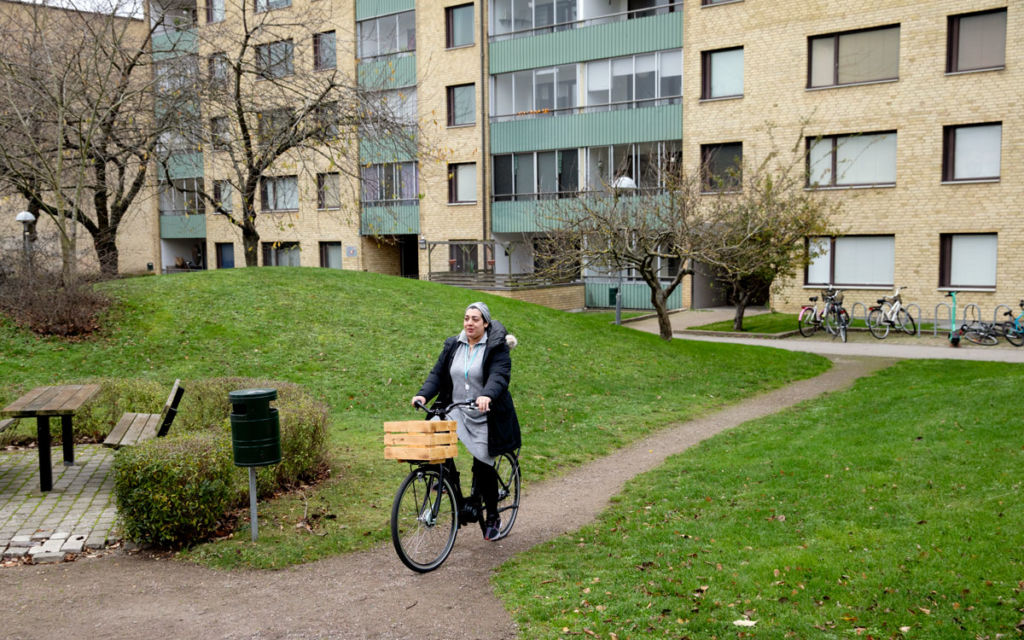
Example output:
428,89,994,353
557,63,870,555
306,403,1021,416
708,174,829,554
0,355,889,640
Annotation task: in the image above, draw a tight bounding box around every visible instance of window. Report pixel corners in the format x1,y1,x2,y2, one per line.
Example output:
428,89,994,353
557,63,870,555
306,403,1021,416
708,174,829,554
312,103,339,139
806,236,894,287
206,0,224,23
493,149,579,200
447,84,475,126
807,132,897,187
255,40,293,79
948,9,1006,73
212,180,232,212
940,233,996,288
808,25,899,88
361,162,418,205
448,163,476,203
378,89,417,125
491,0,576,37
585,141,679,193
320,241,342,268
357,10,416,59
255,0,289,12
159,178,204,216
702,47,743,99
584,49,681,111
492,65,575,117
215,243,234,268
628,0,680,19
446,4,474,48
258,108,291,144
154,55,199,93
317,173,341,209
943,123,1001,182
313,31,336,71
208,53,229,89
210,116,230,150
261,175,298,211
702,0,740,5
701,142,742,191
262,242,300,266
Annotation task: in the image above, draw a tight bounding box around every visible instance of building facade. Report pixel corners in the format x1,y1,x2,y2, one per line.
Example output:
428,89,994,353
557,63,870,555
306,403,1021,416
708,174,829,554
109,0,1021,314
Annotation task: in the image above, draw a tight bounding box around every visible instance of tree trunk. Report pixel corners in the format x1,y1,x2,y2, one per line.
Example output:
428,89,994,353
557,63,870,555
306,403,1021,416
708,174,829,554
649,286,673,341
732,291,751,332
95,233,119,276
242,229,259,266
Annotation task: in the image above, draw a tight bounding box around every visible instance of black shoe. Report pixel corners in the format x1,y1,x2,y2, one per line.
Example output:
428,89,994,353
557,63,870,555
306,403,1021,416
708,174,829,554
483,515,501,541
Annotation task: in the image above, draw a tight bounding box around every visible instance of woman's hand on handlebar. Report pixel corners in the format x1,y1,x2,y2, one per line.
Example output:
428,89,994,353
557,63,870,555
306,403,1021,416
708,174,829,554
475,396,491,412
411,395,427,409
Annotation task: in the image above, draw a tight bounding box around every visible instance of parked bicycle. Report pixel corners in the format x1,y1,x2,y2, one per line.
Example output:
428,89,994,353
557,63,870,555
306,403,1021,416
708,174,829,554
1001,300,1024,347
798,285,850,342
867,286,916,339
389,400,521,573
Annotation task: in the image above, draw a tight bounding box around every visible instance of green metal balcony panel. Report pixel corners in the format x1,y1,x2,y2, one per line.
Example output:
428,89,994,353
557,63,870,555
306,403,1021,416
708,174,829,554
494,193,675,234
359,134,418,164
357,55,417,89
585,281,681,310
360,204,420,235
153,29,197,59
489,14,682,74
160,214,207,239
356,0,414,20
490,104,682,154
158,152,204,181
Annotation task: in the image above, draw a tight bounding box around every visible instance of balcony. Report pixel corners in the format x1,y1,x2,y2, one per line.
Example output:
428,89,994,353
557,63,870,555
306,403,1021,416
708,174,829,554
357,54,416,90
159,212,206,239
360,202,419,235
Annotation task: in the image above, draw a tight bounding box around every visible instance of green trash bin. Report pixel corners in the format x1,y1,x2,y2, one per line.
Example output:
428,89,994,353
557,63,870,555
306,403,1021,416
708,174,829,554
229,388,281,467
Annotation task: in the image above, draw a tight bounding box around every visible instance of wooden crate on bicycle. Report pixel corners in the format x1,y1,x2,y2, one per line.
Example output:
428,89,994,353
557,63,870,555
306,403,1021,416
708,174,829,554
383,420,458,462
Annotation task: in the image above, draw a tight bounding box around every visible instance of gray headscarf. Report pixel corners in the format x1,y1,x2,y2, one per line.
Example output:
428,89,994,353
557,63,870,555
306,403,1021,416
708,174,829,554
466,301,491,324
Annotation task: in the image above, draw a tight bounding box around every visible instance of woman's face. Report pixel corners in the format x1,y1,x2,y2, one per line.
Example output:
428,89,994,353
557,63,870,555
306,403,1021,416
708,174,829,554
464,309,488,341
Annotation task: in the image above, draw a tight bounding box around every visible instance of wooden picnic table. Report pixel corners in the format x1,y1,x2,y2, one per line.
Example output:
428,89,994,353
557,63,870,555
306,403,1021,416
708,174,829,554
1,384,101,492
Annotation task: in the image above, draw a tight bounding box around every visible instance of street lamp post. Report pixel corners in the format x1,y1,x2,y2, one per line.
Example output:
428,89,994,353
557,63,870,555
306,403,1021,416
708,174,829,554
611,177,637,325
15,211,35,264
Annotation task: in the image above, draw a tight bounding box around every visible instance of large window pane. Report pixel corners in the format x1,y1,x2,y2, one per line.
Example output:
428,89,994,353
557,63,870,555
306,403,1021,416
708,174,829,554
835,133,896,185
659,50,681,98
807,137,833,187
492,0,513,35
535,69,555,111
378,15,398,55
610,58,633,105
513,71,533,113
400,162,417,200
512,0,531,31
558,149,578,193
953,10,1006,72
493,155,513,198
707,47,743,98
952,124,1001,180
809,37,835,87
556,64,576,109
635,54,656,102
587,146,609,190
537,151,557,195
359,19,378,58
398,11,416,51
514,153,534,195
806,237,831,284
447,4,473,47
834,236,894,285
838,27,899,84
586,60,609,107
950,234,997,288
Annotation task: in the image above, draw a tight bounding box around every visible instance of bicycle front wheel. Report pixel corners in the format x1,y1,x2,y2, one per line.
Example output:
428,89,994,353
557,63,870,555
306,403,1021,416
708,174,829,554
867,307,889,339
391,467,458,573
1005,324,1024,347
490,452,521,541
822,308,839,338
798,309,818,337
837,308,849,343
963,326,998,346
896,308,917,336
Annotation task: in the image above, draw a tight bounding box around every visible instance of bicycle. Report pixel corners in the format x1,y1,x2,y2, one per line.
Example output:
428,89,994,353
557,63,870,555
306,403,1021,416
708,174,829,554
867,286,917,339
798,285,850,342
1001,300,1024,347
388,400,521,573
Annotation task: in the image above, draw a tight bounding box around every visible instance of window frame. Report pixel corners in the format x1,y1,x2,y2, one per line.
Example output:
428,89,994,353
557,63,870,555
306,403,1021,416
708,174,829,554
215,242,234,269
939,233,997,289
319,241,342,268
805,235,895,288
260,175,299,212
361,162,418,206
700,142,743,192
255,40,294,79
317,172,341,210
701,46,744,100
942,122,1002,183
254,0,290,13
947,8,1007,73
806,131,898,188
262,241,301,266
212,179,232,213
206,0,225,23
807,24,900,89
448,162,476,203
357,10,416,60
446,83,475,126
313,31,336,71
446,4,474,49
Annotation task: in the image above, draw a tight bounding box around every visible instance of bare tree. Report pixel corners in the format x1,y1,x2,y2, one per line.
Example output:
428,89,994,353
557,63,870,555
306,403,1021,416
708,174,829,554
0,0,179,278
164,0,419,266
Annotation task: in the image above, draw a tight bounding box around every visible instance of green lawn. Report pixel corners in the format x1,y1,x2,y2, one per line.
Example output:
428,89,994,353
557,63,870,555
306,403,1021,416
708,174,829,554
0,268,827,568
495,359,1024,639
690,312,800,334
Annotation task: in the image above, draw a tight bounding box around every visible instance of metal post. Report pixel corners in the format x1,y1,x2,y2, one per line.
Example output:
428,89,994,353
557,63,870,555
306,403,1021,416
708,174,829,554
615,281,622,325
249,467,258,542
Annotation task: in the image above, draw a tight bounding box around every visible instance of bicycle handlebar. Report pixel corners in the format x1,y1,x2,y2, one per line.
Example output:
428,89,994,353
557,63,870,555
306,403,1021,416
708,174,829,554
415,400,478,420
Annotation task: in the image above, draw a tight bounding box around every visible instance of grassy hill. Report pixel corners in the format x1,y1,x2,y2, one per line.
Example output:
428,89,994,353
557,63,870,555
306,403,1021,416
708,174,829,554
0,268,828,567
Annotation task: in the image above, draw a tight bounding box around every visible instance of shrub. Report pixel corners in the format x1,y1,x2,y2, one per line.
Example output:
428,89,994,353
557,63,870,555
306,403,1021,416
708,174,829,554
113,432,234,547
110,377,329,547
0,253,110,337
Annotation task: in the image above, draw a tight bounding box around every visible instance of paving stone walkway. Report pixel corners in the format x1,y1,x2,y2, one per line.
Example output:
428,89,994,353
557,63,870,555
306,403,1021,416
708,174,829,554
0,444,117,563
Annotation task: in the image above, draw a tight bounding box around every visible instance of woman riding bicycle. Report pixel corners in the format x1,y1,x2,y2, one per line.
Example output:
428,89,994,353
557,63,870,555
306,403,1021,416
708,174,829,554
411,301,520,541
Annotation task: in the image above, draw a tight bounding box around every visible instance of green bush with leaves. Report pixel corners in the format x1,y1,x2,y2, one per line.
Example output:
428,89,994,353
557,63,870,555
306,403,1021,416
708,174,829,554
113,432,234,547
110,377,328,547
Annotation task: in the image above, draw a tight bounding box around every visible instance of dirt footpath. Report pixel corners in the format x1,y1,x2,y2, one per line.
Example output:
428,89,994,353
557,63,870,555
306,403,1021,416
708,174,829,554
0,356,889,640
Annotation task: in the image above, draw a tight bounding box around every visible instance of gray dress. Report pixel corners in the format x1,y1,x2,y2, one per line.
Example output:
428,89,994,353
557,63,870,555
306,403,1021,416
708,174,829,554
447,330,495,465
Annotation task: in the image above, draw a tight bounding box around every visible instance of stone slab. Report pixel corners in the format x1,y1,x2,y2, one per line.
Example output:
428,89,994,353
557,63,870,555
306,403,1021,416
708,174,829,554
61,535,87,554
30,550,64,564
9,535,33,548
3,546,29,558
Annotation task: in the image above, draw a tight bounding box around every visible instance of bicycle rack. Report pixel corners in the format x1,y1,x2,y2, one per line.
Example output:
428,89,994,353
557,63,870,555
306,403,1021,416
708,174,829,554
962,303,982,325
848,301,868,326
903,303,923,336
933,303,952,336
993,304,1012,324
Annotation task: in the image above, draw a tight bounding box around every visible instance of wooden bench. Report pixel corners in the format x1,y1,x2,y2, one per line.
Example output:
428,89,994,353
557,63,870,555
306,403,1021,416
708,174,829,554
0,417,17,433
103,380,184,449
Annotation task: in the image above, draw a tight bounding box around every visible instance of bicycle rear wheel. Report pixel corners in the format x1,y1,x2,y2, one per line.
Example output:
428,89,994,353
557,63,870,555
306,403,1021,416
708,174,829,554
798,309,818,337
963,325,998,346
391,467,458,573
822,308,839,339
896,308,916,336
837,308,849,343
1005,324,1024,347
489,452,521,541
867,305,890,339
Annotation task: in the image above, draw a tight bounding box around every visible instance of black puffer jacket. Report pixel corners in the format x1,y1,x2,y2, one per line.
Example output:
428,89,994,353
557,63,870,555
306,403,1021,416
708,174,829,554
417,319,521,456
